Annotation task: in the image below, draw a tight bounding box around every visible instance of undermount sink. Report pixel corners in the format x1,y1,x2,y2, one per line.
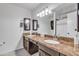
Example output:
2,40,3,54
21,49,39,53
44,40,60,44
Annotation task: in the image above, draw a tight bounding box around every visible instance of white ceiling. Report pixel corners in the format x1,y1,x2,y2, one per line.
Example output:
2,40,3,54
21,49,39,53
12,3,62,12
13,3,40,11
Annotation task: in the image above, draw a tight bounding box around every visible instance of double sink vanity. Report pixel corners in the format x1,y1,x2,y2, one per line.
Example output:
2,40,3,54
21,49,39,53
23,33,79,56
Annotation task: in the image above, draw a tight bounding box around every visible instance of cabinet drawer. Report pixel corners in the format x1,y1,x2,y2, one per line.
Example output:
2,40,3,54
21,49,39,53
39,43,59,56
23,36,29,50
59,53,66,56
39,49,51,56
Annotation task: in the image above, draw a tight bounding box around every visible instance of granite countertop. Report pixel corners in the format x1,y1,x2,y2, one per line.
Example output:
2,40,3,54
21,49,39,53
24,34,79,56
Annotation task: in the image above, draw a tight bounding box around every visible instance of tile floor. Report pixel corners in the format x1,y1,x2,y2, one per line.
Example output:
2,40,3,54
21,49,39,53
1,48,39,56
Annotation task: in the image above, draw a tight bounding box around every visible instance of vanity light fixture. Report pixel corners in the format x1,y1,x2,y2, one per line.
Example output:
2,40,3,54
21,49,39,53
36,8,52,18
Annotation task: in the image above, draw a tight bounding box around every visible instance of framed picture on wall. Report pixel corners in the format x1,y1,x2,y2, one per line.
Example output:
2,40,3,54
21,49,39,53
24,18,30,31
50,20,54,30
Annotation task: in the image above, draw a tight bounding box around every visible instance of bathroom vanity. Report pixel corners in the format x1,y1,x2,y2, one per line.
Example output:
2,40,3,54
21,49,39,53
23,33,79,56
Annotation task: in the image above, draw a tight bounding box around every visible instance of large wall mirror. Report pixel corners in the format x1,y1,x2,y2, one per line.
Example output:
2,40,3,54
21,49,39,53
32,20,39,31
55,4,77,38
24,18,30,31
36,3,77,37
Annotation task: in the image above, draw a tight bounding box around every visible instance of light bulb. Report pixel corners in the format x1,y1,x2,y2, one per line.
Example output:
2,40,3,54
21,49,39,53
48,10,52,14
45,8,49,15
41,10,45,17
39,12,43,17
37,13,40,17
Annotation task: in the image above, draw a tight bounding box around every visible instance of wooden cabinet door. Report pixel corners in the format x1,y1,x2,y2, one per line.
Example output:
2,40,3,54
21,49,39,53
39,43,59,56
39,49,51,56
23,36,29,50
